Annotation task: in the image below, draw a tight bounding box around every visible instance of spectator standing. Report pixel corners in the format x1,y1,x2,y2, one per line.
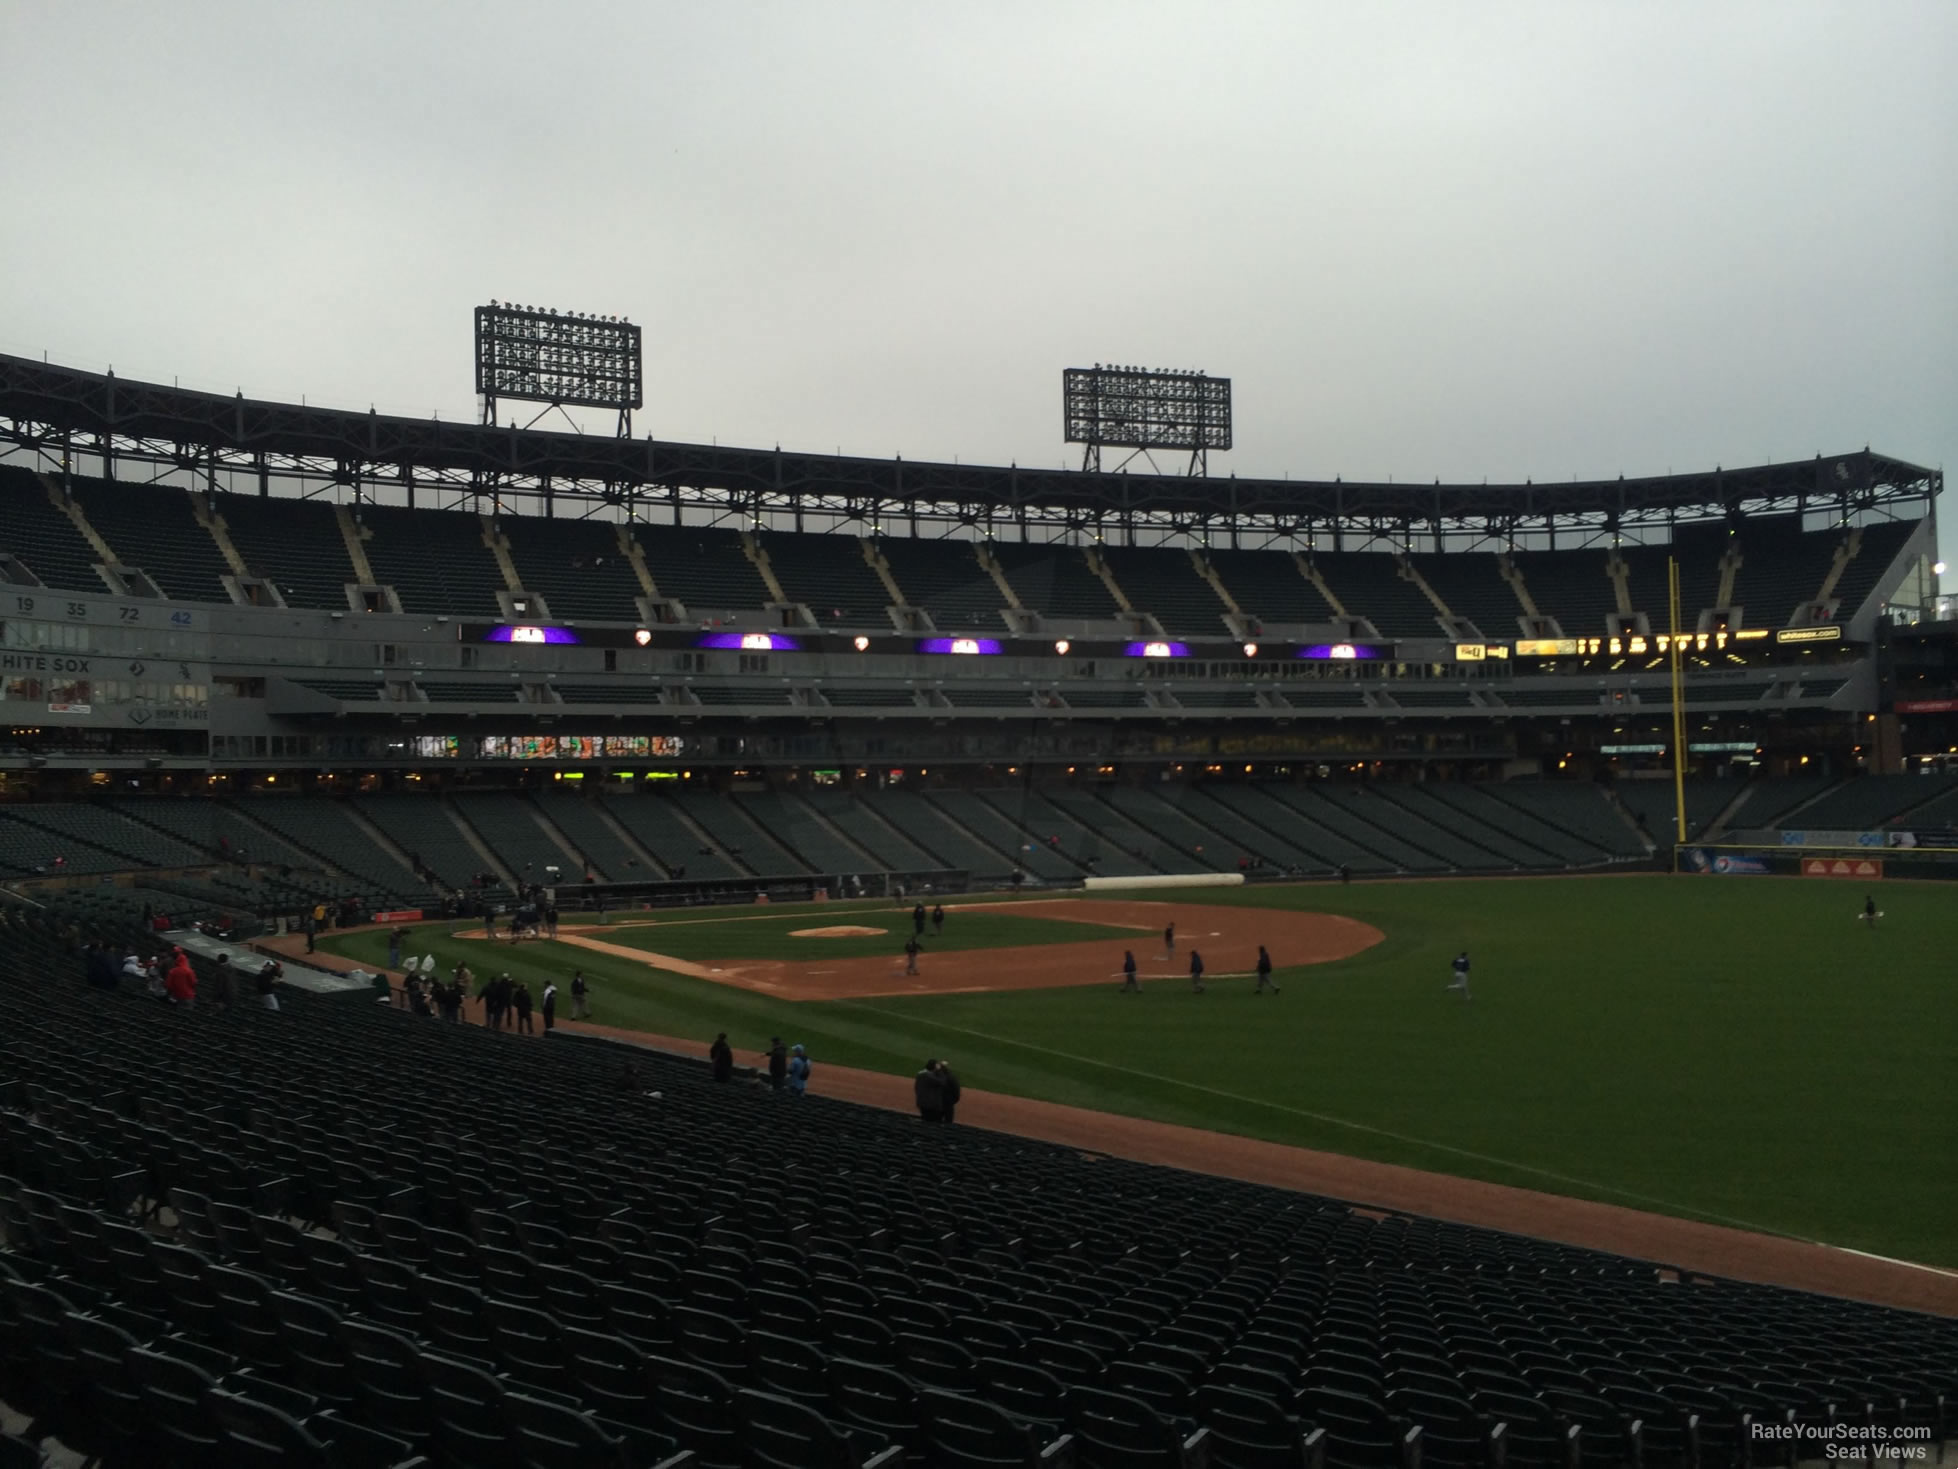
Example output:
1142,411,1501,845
386,928,403,970
787,1044,811,1096
914,1059,945,1123
764,1037,788,1091
937,1059,961,1124
302,911,318,954
541,979,557,1032
211,953,236,1010
256,960,282,1011
512,981,534,1034
163,949,197,1007
710,1032,734,1082
570,970,590,1020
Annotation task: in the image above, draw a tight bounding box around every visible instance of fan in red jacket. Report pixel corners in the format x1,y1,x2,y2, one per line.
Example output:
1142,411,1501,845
163,950,197,1006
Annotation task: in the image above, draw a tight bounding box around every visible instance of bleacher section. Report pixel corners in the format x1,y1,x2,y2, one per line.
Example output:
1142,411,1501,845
598,792,741,880
730,790,871,874
991,544,1120,622
1510,549,1614,637
925,791,1084,881
503,515,643,623
4,900,1952,1469
353,796,486,891
762,536,891,626
4,803,210,870
1104,547,1229,636
419,681,523,704
355,504,508,618
530,791,650,882
450,793,581,883
1829,520,1919,625
671,790,808,878
1044,789,1192,873
216,493,357,610
874,539,1006,630
1407,554,1519,638
225,797,423,902
634,526,770,613
855,788,1012,877
0,814,128,877
1760,774,1942,833
66,480,234,604
1732,516,1827,630
1312,554,1437,638
0,467,105,594
798,790,938,872
978,789,1155,878
1203,549,1334,626
1613,778,1736,841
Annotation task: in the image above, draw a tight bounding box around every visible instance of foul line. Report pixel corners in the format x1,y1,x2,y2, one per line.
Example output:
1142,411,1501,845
846,1002,1803,1240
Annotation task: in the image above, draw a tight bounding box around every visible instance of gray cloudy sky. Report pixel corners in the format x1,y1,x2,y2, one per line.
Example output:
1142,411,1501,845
3,2,1952,573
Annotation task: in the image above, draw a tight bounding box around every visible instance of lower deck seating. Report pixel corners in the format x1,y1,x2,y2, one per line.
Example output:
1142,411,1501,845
0,899,1947,1469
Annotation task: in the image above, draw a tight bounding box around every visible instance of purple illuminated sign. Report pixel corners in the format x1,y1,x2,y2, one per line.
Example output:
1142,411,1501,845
695,631,802,652
482,625,581,645
1297,643,1380,660
1124,640,1191,658
917,637,1002,655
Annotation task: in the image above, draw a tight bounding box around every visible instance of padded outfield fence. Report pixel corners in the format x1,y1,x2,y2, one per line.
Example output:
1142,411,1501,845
1677,842,1958,880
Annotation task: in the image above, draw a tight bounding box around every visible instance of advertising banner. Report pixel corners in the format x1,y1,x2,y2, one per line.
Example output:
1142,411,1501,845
1800,858,1883,879
1682,847,1771,875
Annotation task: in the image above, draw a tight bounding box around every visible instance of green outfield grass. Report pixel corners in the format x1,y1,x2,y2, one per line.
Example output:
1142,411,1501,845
585,905,1141,961
324,875,1958,1267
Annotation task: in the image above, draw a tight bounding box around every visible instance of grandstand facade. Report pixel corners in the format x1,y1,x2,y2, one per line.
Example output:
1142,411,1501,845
0,352,1950,906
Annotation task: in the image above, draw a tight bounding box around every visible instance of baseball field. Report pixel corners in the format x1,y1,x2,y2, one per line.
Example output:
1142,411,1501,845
320,874,1957,1270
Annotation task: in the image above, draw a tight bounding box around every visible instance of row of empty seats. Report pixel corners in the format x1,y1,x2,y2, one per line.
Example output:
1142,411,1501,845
0,897,1951,1469
0,467,1917,636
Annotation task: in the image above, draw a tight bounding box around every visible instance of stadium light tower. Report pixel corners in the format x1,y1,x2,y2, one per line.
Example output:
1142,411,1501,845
475,301,644,437
1063,365,1232,476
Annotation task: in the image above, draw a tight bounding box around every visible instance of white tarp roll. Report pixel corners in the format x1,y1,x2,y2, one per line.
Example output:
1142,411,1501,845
1081,872,1245,892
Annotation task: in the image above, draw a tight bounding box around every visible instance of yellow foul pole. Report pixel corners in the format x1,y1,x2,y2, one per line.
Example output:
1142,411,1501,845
1668,556,1688,850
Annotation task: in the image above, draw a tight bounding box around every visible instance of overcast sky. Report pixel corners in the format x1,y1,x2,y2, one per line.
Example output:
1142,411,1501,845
2,2,1952,575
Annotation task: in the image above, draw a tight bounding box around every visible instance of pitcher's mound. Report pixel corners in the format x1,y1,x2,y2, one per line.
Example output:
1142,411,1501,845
791,925,889,938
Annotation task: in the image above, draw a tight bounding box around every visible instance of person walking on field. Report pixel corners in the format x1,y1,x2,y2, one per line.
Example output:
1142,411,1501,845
1254,944,1278,994
1448,950,1471,1000
1188,948,1205,994
1163,920,1176,957
904,936,921,975
570,970,590,1019
1861,894,1879,928
1119,949,1140,993
931,903,945,935
912,903,927,937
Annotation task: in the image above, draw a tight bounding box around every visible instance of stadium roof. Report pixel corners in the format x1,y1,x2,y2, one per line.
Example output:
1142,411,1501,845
0,352,1938,536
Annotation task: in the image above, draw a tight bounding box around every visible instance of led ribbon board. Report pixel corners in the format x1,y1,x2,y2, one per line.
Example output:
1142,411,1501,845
482,625,581,645
1297,643,1379,660
917,638,1002,655
696,632,801,652
1124,640,1191,658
